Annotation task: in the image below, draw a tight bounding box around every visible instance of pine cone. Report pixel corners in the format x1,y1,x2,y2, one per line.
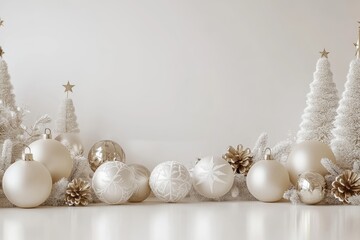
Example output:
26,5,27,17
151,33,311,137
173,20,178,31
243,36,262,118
65,178,92,206
331,170,360,204
222,144,253,175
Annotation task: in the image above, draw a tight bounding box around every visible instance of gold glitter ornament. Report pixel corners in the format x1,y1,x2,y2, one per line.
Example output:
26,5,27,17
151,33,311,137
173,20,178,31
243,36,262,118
65,178,92,206
331,170,360,204
88,140,126,172
222,144,253,175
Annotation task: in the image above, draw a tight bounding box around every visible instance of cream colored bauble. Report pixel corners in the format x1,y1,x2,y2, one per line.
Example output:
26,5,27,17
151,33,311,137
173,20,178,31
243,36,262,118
149,161,191,202
246,149,290,202
128,164,151,202
29,129,73,183
286,140,336,185
92,161,135,204
55,133,84,155
88,140,126,172
192,156,234,199
2,152,52,208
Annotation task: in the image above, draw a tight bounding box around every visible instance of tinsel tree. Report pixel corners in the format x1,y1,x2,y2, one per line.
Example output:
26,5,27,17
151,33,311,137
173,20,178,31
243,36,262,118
55,81,79,134
330,24,360,169
296,49,339,144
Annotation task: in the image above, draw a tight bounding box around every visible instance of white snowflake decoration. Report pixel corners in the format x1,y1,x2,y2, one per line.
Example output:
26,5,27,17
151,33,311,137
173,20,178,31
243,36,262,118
149,161,191,202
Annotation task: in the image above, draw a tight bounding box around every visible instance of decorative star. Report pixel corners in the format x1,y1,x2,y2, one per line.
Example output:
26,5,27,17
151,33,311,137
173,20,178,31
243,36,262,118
63,81,75,97
0,19,3,27
0,46,4,58
319,49,329,58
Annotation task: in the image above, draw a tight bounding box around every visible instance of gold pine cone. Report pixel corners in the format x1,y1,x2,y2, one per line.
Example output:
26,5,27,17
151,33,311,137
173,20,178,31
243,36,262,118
222,144,253,175
65,178,92,206
331,170,360,204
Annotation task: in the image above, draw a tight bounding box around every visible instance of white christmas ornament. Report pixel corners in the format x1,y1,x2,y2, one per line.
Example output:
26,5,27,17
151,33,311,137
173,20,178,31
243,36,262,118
92,161,135,204
29,129,73,183
331,58,360,169
149,161,191,202
296,54,339,145
2,149,52,208
192,156,234,199
247,149,290,202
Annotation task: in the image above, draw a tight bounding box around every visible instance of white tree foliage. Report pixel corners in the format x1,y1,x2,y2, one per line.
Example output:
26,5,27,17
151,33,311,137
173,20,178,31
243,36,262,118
331,59,360,169
297,57,339,144
55,98,80,134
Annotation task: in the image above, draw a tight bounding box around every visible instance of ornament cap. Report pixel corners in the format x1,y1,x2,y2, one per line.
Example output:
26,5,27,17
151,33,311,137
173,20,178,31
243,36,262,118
42,128,52,139
22,146,33,161
264,148,272,160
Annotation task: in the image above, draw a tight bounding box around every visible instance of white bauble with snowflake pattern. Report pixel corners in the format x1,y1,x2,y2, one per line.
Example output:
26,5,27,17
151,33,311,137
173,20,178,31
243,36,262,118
192,156,234,199
149,161,192,202
92,161,135,204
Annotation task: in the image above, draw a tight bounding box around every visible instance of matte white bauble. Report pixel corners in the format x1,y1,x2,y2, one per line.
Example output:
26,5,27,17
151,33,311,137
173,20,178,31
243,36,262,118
149,161,191,202
2,152,52,208
246,149,290,202
192,156,234,199
92,161,135,204
29,129,73,183
128,164,151,202
286,141,336,185
55,133,84,155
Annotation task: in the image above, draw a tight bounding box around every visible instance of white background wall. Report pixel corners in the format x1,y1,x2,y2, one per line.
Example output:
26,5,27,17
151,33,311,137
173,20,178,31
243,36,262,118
0,0,359,169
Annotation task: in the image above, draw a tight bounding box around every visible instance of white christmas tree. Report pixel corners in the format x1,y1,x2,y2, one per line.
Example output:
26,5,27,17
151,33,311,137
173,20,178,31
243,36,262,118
331,25,360,169
331,60,360,168
55,81,80,134
296,49,339,145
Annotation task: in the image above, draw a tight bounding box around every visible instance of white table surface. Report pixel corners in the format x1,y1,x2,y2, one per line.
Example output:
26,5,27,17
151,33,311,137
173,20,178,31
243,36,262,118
0,199,359,240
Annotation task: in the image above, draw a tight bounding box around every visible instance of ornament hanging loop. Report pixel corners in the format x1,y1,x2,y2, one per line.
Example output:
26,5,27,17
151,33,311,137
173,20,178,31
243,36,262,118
21,144,33,161
264,148,272,160
43,128,52,139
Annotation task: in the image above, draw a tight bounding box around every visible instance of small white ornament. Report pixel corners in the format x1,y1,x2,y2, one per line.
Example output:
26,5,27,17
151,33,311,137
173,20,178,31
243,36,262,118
128,164,151,202
2,149,52,208
247,148,290,202
92,161,135,204
149,161,191,202
29,128,73,183
192,156,234,199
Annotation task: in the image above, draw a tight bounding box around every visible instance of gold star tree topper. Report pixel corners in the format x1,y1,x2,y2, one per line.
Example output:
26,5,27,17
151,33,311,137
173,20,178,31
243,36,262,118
63,81,75,98
320,49,329,58
0,46,4,58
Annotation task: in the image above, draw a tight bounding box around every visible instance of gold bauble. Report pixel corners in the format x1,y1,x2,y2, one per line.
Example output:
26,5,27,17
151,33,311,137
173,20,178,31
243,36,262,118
2,153,52,208
55,133,84,155
297,171,326,205
128,164,151,202
246,149,290,202
88,140,126,172
29,130,73,183
286,141,336,185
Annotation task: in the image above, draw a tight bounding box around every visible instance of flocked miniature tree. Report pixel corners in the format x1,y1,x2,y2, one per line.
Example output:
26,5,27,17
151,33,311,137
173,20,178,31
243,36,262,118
331,58,360,169
296,49,339,145
55,81,80,134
